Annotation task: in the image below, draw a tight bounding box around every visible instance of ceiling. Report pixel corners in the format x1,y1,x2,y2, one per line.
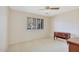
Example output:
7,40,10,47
10,6,79,17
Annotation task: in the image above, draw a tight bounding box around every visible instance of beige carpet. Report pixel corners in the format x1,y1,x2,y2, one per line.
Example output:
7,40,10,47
8,38,68,52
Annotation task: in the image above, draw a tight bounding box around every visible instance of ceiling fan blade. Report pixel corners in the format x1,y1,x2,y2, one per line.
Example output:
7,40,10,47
40,6,60,10
50,8,59,9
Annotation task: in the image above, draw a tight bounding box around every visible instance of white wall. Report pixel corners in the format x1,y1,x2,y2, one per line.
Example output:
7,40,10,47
52,9,79,38
0,7,9,51
8,9,51,44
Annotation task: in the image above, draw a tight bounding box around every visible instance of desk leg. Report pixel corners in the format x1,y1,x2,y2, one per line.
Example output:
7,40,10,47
54,36,55,40
54,37,57,40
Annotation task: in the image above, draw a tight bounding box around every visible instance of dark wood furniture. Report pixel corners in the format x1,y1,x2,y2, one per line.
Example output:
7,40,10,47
54,32,71,40
67,39,79,52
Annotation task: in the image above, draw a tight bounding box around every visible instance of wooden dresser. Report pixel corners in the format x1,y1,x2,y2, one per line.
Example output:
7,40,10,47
67,38,79,52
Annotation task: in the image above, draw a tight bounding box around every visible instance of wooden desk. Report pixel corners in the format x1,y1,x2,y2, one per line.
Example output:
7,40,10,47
67,38,79,52
54,32,70,40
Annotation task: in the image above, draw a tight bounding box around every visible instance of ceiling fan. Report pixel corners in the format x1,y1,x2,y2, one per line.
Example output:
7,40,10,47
40,6,60,10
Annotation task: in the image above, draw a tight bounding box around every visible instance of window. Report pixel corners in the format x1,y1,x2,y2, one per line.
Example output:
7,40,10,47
27,17,44,30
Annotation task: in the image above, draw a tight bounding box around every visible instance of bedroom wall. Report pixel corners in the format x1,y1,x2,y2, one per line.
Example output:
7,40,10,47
52,8,79,39
0,7,9,51
8,9,51,44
